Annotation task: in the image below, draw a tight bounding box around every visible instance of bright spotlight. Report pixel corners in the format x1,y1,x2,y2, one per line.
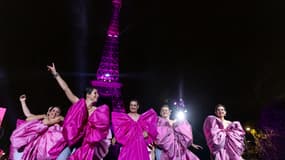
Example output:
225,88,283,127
105,73,110,77
246,127,251,132
176,110,186,121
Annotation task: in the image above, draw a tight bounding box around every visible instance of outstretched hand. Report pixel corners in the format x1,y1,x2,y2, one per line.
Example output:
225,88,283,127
19,94,27,102
192,144,203,150
47,63,57,75
111,137,116,145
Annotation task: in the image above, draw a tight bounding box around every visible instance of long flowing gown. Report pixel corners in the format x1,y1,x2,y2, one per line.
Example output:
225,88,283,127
10,119,63,160
112,109,158,160
49,98,110,160
156,117,200,160
203,115,245,160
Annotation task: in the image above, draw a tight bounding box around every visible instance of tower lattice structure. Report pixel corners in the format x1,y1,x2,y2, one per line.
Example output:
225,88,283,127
91,0,124,112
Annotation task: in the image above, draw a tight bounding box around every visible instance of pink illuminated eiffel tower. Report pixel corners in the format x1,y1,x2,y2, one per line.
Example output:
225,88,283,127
91,0,125,112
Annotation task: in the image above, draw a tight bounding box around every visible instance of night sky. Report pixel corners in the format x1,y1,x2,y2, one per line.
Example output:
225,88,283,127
1,0,285,158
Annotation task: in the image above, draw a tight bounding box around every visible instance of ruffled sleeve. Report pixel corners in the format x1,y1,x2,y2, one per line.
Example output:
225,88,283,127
138,109,158,144
156,117,175,158
225,121,245,157
10,120,48,149
203,115,245,159
203,115,226,153
9,119,26,160
111,112,135,146
62,98,88,146
173,120,193,148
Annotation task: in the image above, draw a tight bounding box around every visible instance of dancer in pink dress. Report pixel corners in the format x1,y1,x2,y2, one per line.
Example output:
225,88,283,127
10,94,64,160
47,63,110,160
156,105,202,160
203,104,245,160
112,99,158,160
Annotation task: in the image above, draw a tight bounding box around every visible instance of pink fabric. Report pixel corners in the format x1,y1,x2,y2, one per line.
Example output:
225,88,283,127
49,98,88,158
49,99,110,160
69,104,110,160
63,99,88,146
112,109,158,160
10,119,63,160
48,137,67,159
156,117,199,160
0,107,6,127
9,119,25,160
203,115,245,160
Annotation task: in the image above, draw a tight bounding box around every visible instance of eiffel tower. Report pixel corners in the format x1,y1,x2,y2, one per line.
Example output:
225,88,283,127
91,0,125,112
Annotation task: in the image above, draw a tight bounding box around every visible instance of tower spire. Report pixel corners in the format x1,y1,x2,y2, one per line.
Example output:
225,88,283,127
91,0,124,112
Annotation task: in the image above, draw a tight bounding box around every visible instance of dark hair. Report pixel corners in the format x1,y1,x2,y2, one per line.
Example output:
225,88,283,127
48,106,61,115
129,99,139,106
215,104,226,112
161,104,170,110
84,87,97,95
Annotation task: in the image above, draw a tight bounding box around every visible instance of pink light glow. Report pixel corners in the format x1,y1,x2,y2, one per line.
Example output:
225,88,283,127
91,0,124,112
0,107,7,127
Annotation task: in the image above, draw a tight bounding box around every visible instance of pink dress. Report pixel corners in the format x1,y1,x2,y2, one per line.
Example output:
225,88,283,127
49,98,110,160
156,117,200,160
112,109,158,160
9,119,25,160
203,115,245,160
10,119,63,160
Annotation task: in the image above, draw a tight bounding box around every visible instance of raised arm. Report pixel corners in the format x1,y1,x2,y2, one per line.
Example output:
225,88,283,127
47,63,79,104
19,94,34,117
20,94,46,121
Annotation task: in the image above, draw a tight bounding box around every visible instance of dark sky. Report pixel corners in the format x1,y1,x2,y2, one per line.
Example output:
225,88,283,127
1,0,285,158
